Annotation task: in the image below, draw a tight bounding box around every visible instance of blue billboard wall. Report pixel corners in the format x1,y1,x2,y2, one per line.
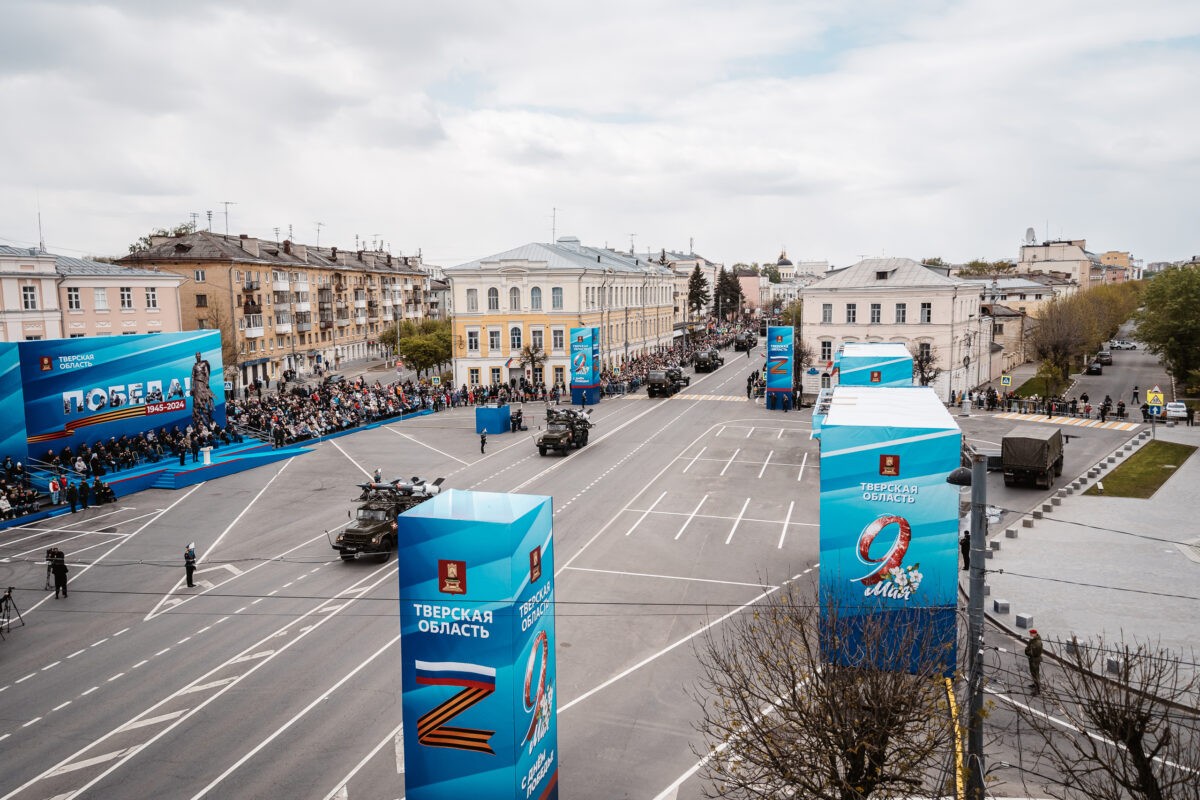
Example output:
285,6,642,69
765,326,794,396
0,343,28,463
569,326,600,405
818,386,960,675
834,342,913,387
398,490,558,800
19,331,225,458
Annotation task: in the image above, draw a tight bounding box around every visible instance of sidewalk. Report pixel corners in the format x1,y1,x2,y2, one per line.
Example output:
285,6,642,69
974,419,1200,688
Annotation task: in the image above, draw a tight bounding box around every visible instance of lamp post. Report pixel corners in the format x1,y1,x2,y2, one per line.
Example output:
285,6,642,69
946,455,987,800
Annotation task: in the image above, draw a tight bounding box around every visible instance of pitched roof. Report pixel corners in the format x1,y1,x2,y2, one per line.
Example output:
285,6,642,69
446,237,673,276
806,257,963,289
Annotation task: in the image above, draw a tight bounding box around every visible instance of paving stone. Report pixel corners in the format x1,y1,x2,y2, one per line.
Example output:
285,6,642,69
1015,613,1034,629
1005,528,1018,539
993,599,1010,614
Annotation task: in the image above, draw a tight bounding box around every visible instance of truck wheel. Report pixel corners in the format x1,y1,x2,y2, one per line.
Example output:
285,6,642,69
579,431,588,446
1003,477,1015,487
539,445,547,456
377,538,394,563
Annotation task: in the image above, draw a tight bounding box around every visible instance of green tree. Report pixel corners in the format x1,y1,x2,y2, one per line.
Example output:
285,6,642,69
1135,267,1200,387
715,267,744,320
779,300,802,329
688,264,711,317
923,257,945,266
764,264,782,283
396,334,443,377
911,343,943,387
1031,297,1089,396
517,343,547,377
128,221,195,254
957,258,1014,276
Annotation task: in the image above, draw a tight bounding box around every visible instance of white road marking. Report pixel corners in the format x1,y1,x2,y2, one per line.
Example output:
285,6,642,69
387,427,470,465
180,678,237,694
797,451,808,482
53,702,71,711
80,686,98,696
675,494,709,540
682,446,706,473
719,448,740,476
322,723,406,800
131,660,148,670
67,649,85,659
43,661,61,671
565,566,776,590
625,491,667,536
49,748,138,776
757,450,773,478
725,498,751,544
119,710,188,731
779,501,795,549
745,426,754,438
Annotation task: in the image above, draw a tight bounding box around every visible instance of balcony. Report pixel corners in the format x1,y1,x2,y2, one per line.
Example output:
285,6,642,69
354,298,367,309
336,318,350,328
320,320,333,330
271,279,290,291
368,314,380,323
243,303,263,316
244,325,264,338
294,301,311,313
242,280,261,291
354,314,367,325
296,322,312,333
274,322,293,334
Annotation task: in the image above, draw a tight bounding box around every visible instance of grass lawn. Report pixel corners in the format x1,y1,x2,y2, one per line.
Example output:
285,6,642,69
1084,440,1197,498
1014,375,1054,398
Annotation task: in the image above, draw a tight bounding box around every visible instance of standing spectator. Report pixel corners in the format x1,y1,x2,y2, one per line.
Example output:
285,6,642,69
960,530,971,571
190,433,201,463
79,478,90,511
49,476,61,505
1131,385,1140,404
184,542,197,588
51,549,69,598
66,480,78,513
1025,629,1043,695
480,430,487,454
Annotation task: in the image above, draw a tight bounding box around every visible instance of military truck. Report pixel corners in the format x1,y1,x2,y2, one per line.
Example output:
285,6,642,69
733,332,757,352
537,407,593,456
333,477,445,561
647,367,691,398
1001,427,1064,489
692,348,724,373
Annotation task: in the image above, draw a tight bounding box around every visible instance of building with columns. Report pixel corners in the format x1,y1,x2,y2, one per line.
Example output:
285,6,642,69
121,230,431,388
445,237,676,388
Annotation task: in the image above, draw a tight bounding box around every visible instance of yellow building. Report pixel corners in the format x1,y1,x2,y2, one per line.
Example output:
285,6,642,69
445,237,676,388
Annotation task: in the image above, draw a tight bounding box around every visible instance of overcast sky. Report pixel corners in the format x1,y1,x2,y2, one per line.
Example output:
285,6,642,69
2,0,1198,269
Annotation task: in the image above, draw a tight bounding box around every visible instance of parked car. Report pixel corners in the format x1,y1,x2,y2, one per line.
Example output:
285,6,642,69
1165,401,1188,420
1097,350,1113,365
1085,362,1103,375
1109,339,1137,350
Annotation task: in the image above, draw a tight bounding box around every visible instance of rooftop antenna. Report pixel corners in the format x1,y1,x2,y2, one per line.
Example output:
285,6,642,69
689,236,694,255
189,212,200,232
36,192,45,252
288,224,293,241
629,233,637,255
315,222,324,247
551,207,557,242
1024,227,1036,246
206,210,213,231
221,201,236,236
273,226,281,242
355,233,360,251
372,233,381,251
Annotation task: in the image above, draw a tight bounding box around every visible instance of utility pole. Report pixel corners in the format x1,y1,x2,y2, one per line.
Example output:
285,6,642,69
315,222,325,248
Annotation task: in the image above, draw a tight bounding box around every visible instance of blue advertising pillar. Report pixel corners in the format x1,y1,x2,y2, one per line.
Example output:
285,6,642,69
398,490,558,800
765,326,794,411
818,385,960,675
569,327,600,405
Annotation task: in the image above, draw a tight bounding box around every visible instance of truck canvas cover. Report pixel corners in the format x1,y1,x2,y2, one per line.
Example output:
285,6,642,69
1001,426,1061,466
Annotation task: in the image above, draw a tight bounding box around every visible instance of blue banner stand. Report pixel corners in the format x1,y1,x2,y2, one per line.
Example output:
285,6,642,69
397,490,559,800
475,404,511,435
570,386,600,406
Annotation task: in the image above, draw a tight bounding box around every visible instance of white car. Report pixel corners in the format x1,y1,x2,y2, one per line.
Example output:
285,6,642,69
1109,340,1137,350
1164,401,1187,420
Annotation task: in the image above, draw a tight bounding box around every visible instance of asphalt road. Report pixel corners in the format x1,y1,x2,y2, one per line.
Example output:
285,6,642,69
0,342,1165,800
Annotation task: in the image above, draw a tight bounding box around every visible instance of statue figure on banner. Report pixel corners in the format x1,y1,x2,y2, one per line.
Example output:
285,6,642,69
190,351,214,428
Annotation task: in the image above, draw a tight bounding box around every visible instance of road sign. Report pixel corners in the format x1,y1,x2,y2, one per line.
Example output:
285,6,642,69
1000,375,1012,386
1147,388,1165,407
1148,405,1162,416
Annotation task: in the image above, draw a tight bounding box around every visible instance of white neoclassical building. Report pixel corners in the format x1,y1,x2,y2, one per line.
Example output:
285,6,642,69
799,258,997,401
445,237,676,388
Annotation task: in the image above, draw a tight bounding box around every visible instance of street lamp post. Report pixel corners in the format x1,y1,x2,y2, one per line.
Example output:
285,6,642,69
947,455,987,800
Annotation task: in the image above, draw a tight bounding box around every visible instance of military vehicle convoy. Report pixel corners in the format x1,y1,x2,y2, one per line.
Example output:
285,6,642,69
733,332,758,352
537,407,593,456
692,348,724,373
647,367,691,398
1001,427,1064,489
333,476,445,561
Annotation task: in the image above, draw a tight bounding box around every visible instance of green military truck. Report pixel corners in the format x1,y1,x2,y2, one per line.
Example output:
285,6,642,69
333,477,444,561
647,367,691,398
1001,427,1064,489
733,332,757,352
692,348,724,373
537,407,593,455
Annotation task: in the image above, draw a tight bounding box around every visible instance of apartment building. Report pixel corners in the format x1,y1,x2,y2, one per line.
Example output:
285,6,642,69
0,246,63,342
121,231,431,388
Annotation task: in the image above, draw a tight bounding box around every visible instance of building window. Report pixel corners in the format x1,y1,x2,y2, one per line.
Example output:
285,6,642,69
820,341,833,361
845,303,857,324
509,287,521,311
994,323,1005,334
553,366,564,385
870,303,881,324
821,303,832,324
145,288,158,309
94,288,108,310
122,331,138,335
530,286,542,310
490,367,501,384
197,294,211,308
510,326,522,350
488,329,501,351
469,367,480,384
895,303,907,323
531,329,544,350
919,342,932,360
484,287,499,310
194,269,206,282
120,287,133,309
67,287,81,310
22,285,37,310
466,288,478,311
69,333,85,338
467,330,479,352
551,286,563,310
920,302,932,324
552,329,564,350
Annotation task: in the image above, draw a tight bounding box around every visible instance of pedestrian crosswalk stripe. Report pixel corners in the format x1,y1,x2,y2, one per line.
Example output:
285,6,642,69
674,393,749,402
992,412,1139,431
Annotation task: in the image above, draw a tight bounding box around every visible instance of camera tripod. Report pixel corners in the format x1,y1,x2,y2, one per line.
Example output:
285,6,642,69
1,587,25,640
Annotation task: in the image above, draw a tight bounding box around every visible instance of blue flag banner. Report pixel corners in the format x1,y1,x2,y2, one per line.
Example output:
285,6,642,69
834,342,913,387
398,490,558,800
765,326,793,395
818,386,960,675
0,344,27,463
569,327,598,389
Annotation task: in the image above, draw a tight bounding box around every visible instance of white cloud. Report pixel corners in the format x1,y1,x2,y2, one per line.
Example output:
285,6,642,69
1,0,1198,268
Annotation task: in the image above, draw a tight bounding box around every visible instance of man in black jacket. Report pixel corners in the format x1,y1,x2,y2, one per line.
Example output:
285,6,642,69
51,550,69,598
65,481,78,513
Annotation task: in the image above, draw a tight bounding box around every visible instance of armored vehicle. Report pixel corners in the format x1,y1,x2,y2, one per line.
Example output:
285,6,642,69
1001,427,1064,489
333,477,445,561
692,348,724,373
647,367,691,398
537,407,593,456
733,332,757,352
